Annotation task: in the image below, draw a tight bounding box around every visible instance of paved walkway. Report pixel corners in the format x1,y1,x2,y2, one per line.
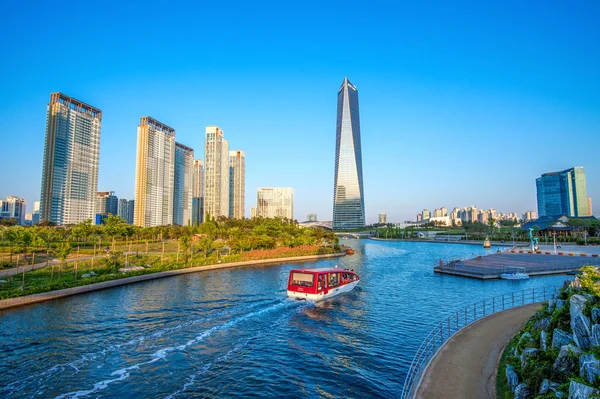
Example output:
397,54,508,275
416,303,540,399
0,255,106,278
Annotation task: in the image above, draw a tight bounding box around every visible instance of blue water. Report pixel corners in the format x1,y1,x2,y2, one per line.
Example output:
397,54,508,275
0,240,570,398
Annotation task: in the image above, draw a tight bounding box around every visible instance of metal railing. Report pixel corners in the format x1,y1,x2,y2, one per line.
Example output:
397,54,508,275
399,286,560,399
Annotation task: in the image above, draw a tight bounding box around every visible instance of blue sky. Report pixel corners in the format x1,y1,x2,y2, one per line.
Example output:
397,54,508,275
1,1,599,223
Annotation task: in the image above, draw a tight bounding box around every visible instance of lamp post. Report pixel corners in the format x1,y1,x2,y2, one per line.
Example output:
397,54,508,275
553,232,557,254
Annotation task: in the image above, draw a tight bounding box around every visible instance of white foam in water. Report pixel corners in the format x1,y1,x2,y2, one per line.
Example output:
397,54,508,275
2,300,278,395
53,299,296,398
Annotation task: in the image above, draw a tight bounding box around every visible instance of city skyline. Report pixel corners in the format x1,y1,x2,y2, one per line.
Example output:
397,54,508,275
2,2,599,223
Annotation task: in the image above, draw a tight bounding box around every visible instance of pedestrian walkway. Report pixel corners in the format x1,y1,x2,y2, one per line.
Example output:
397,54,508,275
0,255,104,278
415,303,540,399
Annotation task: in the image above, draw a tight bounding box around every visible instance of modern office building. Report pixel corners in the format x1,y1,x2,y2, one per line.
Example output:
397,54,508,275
0,196,27,225
96,191,118,219
536,167,590,217
379,213,387,224
332,78,365,230
307,213,317,222
40,93,102,225
117,198,135,224
229,150,245,219
192,159,204,226
134,116,175,227
173,143,194,226
204,126,229,220
257,188,294,219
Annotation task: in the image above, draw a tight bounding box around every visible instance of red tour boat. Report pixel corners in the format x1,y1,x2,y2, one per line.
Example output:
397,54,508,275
287,267,360,301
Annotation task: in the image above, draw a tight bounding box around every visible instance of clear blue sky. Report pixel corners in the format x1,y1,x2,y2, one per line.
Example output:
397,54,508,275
1,1,599,223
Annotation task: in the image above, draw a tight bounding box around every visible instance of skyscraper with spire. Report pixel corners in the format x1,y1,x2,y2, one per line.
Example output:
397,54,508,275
333,78,365,230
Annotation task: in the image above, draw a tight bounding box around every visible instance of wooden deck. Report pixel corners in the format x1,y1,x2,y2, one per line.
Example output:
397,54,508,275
434,252,600,280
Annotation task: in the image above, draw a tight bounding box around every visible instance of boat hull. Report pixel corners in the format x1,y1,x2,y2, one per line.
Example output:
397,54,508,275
287,281,359,302
499,273,529,280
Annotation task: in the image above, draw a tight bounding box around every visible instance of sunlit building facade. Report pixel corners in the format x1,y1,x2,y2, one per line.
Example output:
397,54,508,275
204,126,229,220
0,196,27,225
257,188,294,219
229,150,245,219
173,143,194,226
536,167,590,217
333,78,365,230
134,116,175,227
118,198,135,224
192,159,204,226
40,93,102,225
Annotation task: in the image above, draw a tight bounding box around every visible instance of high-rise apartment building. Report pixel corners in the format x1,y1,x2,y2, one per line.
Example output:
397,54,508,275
421,209,431,221
451,207,460,222
257,188,294,219
117,199,135,224
40,93,101,225
379,213,387,224
522,211,537,222
134,116,175,227
536,167,589,217
229,150,245,219
173,143,194,226
96,191,118,217
32,201,40,225
589,197,593,216
0,196,27,225
204,126,229,220
333,78,365,230
307,213,317,222
192,159,204,226
251,206,258,218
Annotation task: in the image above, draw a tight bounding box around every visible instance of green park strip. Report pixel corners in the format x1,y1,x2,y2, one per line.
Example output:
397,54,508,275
0,249,344,309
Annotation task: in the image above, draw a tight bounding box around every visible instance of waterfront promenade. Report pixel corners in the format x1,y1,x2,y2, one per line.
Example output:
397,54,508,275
416,303,540,399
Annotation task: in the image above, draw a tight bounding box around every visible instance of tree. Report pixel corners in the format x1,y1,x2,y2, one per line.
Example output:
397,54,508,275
3,226,19,263
487,218,497,236
178,235,192,264
36,226,59,269
103,215,128,250
197,236,213,258
55,242,72,279
16,227,34,265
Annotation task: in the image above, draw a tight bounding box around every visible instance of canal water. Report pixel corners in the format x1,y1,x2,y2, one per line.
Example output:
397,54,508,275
0,240,570,398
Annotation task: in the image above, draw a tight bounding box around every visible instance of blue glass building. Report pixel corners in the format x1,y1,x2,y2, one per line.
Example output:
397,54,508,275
333,78,365,230
536,166,589,217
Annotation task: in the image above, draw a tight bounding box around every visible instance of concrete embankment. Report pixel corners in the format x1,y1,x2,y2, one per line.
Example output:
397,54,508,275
0,252,345,311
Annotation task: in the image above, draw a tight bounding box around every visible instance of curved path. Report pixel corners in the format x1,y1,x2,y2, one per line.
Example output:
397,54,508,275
415,303,540,399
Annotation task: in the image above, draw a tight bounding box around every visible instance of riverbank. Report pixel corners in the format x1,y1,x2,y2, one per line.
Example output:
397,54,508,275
415,303,541,399
369,237,524,247
0,252,345,311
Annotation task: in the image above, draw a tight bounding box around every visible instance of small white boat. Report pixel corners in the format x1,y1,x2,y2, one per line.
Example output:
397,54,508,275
287,267,360,302
483,237,491,248
500,266,529,280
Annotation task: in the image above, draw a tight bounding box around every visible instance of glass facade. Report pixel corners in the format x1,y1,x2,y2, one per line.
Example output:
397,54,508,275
333,78,365,230
173,142,194,226
536,166,589,217
40,93,102,225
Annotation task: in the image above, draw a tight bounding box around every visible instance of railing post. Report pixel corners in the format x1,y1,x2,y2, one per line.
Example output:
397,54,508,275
512,292,514,307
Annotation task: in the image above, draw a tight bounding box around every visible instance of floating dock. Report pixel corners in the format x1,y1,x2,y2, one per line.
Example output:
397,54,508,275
434,252,600,279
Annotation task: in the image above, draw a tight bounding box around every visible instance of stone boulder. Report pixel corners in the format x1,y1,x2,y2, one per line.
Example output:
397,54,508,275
592,325,600,347
568,380,597,399
534,316,551,331
557,299,567,311
553,329,572,349
553,344,582,374
506,364,519,393
514,383,531,399
549,295,557,312
521,348,539,370
572,313,593,350
571,294,589,319
580,354,600,385
540,330,548,351
592,307,600,324
539,379,560,395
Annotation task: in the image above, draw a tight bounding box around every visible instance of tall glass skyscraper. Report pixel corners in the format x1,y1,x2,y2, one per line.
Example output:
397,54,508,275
536,166,590,217
333,78,365,230
40,93,102,225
